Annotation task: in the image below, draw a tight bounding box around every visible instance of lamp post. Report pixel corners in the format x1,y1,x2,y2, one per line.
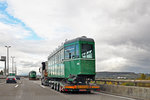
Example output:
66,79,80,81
11,56,15,73
14,62,17,75
5,46,11,75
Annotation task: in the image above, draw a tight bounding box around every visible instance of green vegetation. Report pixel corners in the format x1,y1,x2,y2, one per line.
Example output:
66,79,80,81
93,74,150,88
138,74,146,80
0,70,3,75
121,82,135,86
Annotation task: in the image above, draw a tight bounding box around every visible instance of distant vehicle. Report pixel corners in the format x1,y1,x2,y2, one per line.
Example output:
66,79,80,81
40,62,49,86
29,71,36,80
16,76,20,80
6,76,17,83
9,73,16,76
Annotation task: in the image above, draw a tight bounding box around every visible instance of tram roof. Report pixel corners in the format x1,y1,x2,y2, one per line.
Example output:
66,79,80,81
48,36,94,58
29,71,36,73
64,36,94,45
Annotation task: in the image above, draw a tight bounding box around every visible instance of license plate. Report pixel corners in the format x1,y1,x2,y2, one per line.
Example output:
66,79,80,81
9,79,12,80
79,89,86,91
77,85,89,89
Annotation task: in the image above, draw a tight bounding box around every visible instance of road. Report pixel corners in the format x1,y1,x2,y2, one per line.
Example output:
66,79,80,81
0,78,137,100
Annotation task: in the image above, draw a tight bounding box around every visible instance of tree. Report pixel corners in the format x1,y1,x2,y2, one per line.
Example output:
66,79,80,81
0,70,3,75
140,74,146,80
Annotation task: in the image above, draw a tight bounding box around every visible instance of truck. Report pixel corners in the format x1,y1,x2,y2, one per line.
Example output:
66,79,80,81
41,36,100,93
9,73,16,76
29,71,36,80
40,61,49,86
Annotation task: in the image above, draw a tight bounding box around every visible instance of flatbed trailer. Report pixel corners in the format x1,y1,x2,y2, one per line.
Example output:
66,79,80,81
49,80,100,93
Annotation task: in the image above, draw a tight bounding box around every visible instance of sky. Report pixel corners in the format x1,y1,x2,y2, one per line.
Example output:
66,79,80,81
0,0,150,75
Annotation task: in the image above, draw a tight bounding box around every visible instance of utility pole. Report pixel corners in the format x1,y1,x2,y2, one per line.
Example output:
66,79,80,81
14,62,17,75
5,46,11,75
11,56,15,73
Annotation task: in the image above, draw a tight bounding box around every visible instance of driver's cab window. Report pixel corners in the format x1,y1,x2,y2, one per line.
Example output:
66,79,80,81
81,44,93,58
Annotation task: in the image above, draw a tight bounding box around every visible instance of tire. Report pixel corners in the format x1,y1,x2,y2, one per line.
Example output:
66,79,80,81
41,81,43,85
54,84,57,90
57,84,60,91
87,91,91,94
51,84,54,89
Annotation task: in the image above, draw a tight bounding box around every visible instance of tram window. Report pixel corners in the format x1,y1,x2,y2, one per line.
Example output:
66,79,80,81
65,45,75,59
69,53,71,59
61,49,64,61
81,44,93,58
76,44,79,58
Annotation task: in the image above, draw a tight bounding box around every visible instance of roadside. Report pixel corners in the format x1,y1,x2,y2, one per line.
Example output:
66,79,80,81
0,79,5,84
99,84,147,100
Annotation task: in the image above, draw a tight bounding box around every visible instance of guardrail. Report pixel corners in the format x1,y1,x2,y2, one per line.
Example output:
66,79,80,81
0,75,6,79
95,79,150,100
94,79,150,86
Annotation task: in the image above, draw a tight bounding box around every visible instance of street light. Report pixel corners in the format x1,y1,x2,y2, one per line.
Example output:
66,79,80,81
11,56,15,73
5,46,11,75
14,62,17,75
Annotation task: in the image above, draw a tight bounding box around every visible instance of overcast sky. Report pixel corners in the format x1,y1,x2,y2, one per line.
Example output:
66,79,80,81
0,0,150,75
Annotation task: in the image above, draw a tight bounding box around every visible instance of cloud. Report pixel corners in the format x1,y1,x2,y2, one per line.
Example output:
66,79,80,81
0,0,150,75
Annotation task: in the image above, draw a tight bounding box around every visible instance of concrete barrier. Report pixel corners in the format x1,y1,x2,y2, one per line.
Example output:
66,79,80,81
100,84,150,100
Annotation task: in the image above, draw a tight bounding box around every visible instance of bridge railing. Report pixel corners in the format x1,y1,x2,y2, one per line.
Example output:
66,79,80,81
94,79,150,86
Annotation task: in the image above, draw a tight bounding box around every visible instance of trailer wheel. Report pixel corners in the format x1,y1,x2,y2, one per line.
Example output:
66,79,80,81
87,91,91,94
54,83,57,90
57,84,60,91
41,80,43,85
51,84,54,89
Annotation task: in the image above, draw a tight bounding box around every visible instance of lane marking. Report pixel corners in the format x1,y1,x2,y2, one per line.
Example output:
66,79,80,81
40,85,46,88
15,84,18,88
95,92,136,100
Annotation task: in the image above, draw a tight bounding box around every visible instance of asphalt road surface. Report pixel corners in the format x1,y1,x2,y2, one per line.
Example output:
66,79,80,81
0,78,137,100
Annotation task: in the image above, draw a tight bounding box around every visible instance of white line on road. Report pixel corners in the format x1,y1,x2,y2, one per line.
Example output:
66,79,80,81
15,84,18,88
95,92,136,100
40,85,46,88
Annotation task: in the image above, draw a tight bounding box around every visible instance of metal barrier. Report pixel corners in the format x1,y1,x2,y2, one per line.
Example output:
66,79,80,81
95,79,150,86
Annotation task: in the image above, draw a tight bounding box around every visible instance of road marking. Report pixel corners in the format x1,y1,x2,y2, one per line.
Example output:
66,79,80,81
15,84,18,88
95,92,136,100
40,85,46,88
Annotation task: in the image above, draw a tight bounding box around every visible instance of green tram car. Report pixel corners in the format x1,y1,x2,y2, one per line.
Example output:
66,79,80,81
48,36,95,83
29,71,36,80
